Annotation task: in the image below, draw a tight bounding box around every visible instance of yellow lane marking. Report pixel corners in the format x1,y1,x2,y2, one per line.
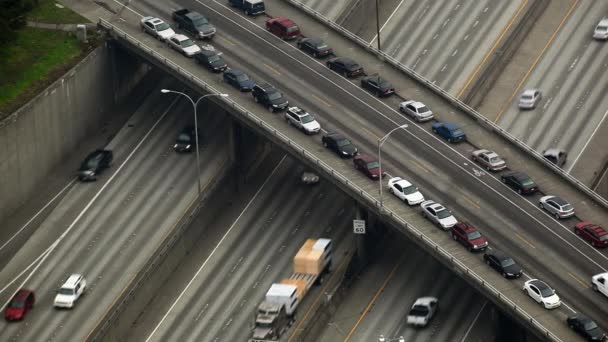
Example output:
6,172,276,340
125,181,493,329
219,36,235,45
343,256,404,341
568,272,590,289
410,159,430,173
515,233,536,249
457,0,529,98
462,194,481,209
263,63,281,76
288,250,354,342
311,93,332,108
494,0,580,123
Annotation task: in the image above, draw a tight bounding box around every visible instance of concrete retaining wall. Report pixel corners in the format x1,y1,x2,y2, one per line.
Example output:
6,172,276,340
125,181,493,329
0,43,149,223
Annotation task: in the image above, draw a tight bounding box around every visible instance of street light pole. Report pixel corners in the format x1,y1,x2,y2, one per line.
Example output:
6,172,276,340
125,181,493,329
378,124,408,207
161,89,228,194
375,0,381,51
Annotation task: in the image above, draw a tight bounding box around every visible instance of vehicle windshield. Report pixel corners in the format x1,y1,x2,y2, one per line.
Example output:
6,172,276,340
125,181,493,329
467,231,482,240
208,55,220,63
598,25,608,32
409,305,429,316
253,3,264,9
562,204,573,211
256,322,274,328
522,94,533,100
337,139,352,147
521,179,535,187
379,80,392,88
9,300,25,308
584,320,598,331
451,129,464,136
177,133,192,143
489,156,501,163
268,91,283,100
418,106,429,113
367,161,380,169
58,288,74,296
236,74,249,82
156,23,170,31
500,258,515,267
539,286,554,297
436,208,451,219
83,157,100,169
192,17,209,26
316,43,328,49
301,114,314,123
403,185,418,195
600,235,608,241
286,26,299,33
180,39,195,48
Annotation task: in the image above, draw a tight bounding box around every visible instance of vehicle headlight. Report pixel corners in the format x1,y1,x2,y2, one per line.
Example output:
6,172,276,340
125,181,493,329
272,104,279,107
186,145,191,149
174,144,178,148
342,151,348,155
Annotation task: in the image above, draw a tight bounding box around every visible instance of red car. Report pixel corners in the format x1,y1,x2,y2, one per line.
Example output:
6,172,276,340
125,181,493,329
574,222,608,248
265,17,300,40
353,154,383,179
4,289,35,321
450,222,489,252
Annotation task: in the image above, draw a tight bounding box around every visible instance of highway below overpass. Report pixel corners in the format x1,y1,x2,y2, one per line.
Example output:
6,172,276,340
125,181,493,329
0,78,232,341
65,0,608,340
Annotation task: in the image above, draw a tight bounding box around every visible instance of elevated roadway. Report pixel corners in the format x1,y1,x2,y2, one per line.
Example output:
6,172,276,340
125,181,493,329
67,0,608,340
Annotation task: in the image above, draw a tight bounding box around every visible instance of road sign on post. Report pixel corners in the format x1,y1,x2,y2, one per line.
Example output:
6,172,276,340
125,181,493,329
353,219,366,234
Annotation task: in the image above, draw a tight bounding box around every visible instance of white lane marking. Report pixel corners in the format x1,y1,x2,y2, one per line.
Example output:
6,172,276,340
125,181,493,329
0,95,180,302
0,179,76,253
568,107,608,173
369,0,406,45
145,155,288,342
197,0,608,270
460,301,487,342
593,163,608,191
110,0,142,16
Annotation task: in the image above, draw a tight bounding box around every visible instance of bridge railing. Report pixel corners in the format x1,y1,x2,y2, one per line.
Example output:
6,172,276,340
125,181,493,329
283,0,608,210
97,18,561,341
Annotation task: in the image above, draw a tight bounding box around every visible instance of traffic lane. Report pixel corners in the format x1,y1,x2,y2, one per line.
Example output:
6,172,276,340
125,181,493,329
144,158,354,341
342,233,486,342
125,150,288,340
119,0,608,302
0,72,160,270
0,96,230,341
0,80,180,296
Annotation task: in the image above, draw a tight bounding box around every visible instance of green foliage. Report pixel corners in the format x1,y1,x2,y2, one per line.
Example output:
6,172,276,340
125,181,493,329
28,0,89,24
0,0,34,44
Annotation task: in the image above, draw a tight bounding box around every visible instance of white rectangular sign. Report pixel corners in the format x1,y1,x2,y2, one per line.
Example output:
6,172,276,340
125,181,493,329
353,219,366,234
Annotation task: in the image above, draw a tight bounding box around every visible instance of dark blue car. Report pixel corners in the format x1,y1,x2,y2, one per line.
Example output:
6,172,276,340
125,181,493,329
223,69,255,91
432,122,466,143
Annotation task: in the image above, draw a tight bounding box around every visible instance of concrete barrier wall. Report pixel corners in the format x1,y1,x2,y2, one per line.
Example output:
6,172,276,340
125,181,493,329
0,43,149,223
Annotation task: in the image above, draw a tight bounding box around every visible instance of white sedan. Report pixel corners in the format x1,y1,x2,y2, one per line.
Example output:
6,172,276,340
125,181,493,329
387,177,424,205
167,34,202,57
140,16,175,41
523,279,560,309
421,200,457,230
399,100,434,122
406,297,438,327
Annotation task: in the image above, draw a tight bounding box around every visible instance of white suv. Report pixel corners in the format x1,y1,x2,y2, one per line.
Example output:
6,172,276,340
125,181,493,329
54,274,87,308
285,106,320,134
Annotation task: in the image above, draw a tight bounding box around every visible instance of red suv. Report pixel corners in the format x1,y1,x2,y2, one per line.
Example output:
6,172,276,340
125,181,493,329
265,17,300,40
4,289,35,321
574,222,608,248
450,222,489,252
353,154,383,179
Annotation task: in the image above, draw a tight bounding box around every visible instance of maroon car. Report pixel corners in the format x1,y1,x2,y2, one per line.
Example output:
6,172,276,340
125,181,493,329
574,222,608,248
4,289,35,321
450,222,489,252
353,154,383,179
265,17,300,40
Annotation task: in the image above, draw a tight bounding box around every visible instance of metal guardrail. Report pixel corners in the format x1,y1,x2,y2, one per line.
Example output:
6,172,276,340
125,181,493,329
96,19,561,341
284,0,608,211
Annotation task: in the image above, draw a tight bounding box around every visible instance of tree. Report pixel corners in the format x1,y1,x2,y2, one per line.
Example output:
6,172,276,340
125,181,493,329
0,0,34,44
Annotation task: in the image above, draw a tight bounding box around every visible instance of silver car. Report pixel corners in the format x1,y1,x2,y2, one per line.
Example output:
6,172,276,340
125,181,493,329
594,18,608,40
167,34,202,57
518,89,542,109
140,17,175,41
539,195,574,219
471,149,506,171
399,100,433,122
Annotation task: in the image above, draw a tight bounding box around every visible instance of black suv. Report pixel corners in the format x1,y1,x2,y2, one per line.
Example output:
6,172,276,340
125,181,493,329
174,125,198,153
252,83,289,112
79,149,113,181
326,57,363,78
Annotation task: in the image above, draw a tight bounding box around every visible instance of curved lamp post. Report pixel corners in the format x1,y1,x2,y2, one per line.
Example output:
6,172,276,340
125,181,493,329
160,89,228,194
378,124,408,207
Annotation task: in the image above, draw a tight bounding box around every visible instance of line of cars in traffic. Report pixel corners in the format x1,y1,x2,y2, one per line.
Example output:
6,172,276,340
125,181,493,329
139,8,606,340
